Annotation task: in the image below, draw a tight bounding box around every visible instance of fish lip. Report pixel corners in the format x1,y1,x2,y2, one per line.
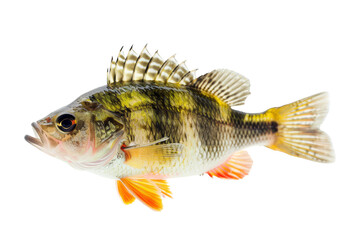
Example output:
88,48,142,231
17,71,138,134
25,122,46,148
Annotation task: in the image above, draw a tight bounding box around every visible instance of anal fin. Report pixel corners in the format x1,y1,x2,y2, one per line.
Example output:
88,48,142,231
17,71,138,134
207,151,253,179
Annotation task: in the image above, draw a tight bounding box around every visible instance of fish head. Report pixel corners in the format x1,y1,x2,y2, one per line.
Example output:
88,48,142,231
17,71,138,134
25,97,125,169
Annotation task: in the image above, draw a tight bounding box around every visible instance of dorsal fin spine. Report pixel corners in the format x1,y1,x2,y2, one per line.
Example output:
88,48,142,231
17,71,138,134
156,55,178,83
115,47,125,83
179,69,197,86
133,46,151,81
106,46,250,107
123,47,137,81
144,50,164,81
168,61,188,83
108,57,116,85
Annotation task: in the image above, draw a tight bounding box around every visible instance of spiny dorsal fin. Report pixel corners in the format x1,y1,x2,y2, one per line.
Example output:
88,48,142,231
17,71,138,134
192,69,251,106
123,46,137,81
133,46,151,81
107,46,196,87
168,61,188,84
144,50,164,81
107,46,251,107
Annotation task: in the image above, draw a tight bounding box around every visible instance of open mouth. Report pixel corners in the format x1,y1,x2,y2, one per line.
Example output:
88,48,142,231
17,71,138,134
25,122,46,149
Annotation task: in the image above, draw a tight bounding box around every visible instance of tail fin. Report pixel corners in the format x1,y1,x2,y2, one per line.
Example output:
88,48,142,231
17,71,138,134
266,92,335,163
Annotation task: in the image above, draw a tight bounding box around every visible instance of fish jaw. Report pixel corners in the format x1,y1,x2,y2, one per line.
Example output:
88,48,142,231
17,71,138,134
25,122,50,152
25,121,64,160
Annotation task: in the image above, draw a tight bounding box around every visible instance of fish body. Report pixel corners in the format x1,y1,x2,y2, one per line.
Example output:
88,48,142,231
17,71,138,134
25,46,334,210
84,83,274,179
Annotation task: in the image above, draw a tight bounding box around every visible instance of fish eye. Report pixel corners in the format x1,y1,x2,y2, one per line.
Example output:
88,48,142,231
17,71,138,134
56,114,76,133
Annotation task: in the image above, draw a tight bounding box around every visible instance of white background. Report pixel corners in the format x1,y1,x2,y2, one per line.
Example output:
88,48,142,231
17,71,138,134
1,1,359,240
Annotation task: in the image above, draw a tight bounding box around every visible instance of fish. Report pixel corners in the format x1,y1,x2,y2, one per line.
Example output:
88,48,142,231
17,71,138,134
25,45,335,211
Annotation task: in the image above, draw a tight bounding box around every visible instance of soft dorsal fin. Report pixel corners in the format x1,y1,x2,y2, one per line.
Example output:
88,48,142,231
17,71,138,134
107,46,251,106
107,45,196,86
192,69,250,106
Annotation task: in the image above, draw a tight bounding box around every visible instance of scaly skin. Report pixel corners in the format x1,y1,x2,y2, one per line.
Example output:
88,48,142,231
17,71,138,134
86,82,276,179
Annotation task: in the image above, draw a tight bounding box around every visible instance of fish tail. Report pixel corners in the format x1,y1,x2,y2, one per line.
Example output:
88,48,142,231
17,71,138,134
265,92,335,163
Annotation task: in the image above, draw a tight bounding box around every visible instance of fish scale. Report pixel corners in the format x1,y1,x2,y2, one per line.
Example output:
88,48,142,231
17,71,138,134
86,82,274,178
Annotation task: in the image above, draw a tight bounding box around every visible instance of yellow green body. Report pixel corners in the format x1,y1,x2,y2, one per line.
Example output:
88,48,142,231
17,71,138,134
87,82,276,179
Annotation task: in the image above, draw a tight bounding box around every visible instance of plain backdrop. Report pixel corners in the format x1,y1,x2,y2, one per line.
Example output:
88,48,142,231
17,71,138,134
1,1,359,240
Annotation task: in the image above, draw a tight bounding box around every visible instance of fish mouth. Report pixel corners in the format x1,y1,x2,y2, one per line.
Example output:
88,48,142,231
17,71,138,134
25,122,47,149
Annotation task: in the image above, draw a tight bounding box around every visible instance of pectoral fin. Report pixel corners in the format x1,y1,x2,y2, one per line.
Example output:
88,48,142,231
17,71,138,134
207,151,253,179
123,141,184,169
116,178,172,211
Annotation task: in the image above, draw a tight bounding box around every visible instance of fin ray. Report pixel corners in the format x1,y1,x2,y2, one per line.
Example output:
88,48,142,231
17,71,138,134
207,151,253,179
192,69,251,106
106,46,195,87
144,51,164,81
106,47,250,107
150,179,172,198
155,55,178,82
123,47,138,81
266,92,334,163
120,178,167,211
123,141,184,169
116,180,135,205
168,61,189,83
133,46,151,81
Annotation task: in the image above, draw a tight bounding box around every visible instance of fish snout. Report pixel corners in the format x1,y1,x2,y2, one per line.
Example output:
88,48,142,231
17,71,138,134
25,122,47,150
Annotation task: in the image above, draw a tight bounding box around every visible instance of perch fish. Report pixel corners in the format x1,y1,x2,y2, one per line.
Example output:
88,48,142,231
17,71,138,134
25,46,334,210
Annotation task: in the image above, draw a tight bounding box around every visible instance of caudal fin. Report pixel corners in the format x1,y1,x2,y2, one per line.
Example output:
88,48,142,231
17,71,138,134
266,92,335,163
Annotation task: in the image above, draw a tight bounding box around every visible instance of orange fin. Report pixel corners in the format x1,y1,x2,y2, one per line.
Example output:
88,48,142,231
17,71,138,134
116,180,135,205
150,179,172,198
207,151,253,179
119,178,172,211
